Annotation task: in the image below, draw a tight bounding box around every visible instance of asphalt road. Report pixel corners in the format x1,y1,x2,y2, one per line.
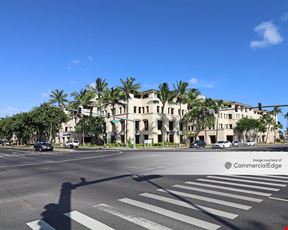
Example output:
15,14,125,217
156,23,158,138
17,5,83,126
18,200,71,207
0,147,287,230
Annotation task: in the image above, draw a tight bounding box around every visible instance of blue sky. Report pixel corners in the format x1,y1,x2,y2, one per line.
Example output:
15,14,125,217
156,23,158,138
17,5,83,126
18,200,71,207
0,0,288,126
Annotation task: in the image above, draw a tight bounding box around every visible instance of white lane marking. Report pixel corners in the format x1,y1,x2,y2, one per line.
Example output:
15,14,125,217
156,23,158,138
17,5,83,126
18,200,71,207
26,220,56,230
173,185,263,203
95,204,173,230
119,198,221,230
207,176,286,187
0,152,122,169
197,179,279,191
269,197,288,202
140,193,238,219
185,182,272,197
228,175,288,183
65,211,114,230
157,189,251,210
261,175,288,179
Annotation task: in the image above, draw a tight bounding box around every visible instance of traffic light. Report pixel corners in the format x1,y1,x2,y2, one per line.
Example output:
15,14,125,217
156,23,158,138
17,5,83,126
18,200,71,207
77,106,83,117
235,105,239,112
258,103,262,111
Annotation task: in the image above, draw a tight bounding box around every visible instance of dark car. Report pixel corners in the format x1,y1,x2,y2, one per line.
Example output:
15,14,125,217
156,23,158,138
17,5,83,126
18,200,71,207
190,140,206,148
33,141,53,152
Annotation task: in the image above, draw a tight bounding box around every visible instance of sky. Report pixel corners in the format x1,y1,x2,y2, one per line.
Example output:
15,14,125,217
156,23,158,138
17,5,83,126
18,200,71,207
0,0,288,127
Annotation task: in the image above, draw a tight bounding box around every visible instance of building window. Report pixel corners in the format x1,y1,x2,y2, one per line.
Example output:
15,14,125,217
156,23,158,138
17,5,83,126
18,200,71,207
144,135,149,140
138,107,141,114
168,108,170,114
161,107,164,113
171,108,174,115
134,106,137,113
146,106,149,113
144,120,149,130
135,121,140,131
228,114,232,119
157,106,160,113
180,122,183,131
158,135,162,143
142,107,145,113
158,120,162,130
119,107,122,114
178,109,181,115
169,121,174,130
229,124,233,129
65,127,68,132
121,120,125,131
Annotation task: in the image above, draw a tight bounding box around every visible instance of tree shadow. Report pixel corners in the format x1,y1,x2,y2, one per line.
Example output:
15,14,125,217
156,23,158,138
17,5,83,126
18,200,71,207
38,174,130,230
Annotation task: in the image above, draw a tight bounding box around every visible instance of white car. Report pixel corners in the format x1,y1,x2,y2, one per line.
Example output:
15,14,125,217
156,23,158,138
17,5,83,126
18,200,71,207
213,141,232,149
245,141,255,146
65,140,80,148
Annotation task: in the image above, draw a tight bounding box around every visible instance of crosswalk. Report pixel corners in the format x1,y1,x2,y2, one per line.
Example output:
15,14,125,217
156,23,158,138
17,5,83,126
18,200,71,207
26,174,288,230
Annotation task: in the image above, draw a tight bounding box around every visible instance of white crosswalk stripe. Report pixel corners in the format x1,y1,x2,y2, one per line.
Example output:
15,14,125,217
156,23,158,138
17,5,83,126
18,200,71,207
173,184,263,203
26,220,56,230
185,181,272,196
95,204,173,230
260,175,288,179
140,192,238,219
227,175,288,183
65,210,115,230
157,189,251,210
197,179,280,191
119,198,221,230
206,176,286,187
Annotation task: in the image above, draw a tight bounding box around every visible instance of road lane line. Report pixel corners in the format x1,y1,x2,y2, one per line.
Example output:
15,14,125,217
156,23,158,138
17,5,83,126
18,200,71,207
269,197,288,202
65,211,114,230
119,198,221,230
197,179,279,191
0,151,122,169
207,176,286,187
26,220,56,230
140,193,238,219
227,175,288,183
95,204,173,230
173,185,263,203
157,189,251,210
185,182,272,197
261,175,288,179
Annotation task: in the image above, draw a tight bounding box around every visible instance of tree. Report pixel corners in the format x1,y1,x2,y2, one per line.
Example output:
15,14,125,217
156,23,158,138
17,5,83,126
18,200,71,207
71,89,95,116
49,89,69,108
157,83,176,147
30,103,68,142
76,116,105,144
174,81,189,144
119,77,141,145
234,117,266,142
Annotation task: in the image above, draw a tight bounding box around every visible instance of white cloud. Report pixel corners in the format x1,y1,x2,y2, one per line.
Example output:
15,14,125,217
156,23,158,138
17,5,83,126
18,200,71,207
189,77,199,85
71,58,81,65
0,106,19,117
280,13,288,22
250,21,283,48
41,89,51,98
188,77,215,89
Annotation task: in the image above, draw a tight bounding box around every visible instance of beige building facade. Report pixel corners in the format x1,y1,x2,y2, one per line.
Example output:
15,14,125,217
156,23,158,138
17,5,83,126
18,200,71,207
58,91,278,145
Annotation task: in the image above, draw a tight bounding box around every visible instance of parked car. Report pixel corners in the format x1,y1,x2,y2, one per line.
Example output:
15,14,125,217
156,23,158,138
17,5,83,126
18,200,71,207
213,141,232,149
232,140,244,147
65,140,80,148
33,141,53,152
190,140,206,148
245,141,256,146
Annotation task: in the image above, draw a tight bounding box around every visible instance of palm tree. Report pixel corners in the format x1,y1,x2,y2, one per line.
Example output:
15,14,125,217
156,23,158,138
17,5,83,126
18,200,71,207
173,81,189,144
186,88,203,109
49,89,68,107
71,89,95,145
261,107,282,143
86,77,108,109
102,87,125,143
158,83,176,148
119,77,141,145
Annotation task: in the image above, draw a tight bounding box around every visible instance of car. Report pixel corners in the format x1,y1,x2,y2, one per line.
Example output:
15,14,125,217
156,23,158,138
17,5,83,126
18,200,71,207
213,140,232,149
65,140,80,148
232,140,243,147
190,140,206,148
34,141,53,152
245,141,256,146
